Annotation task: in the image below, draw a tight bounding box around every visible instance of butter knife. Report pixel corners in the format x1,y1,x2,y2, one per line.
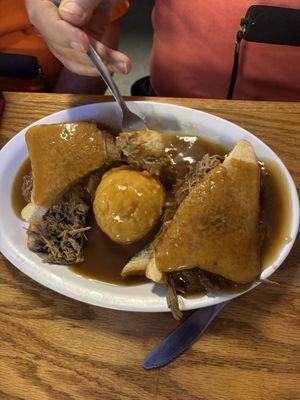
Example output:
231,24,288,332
143,301,228,369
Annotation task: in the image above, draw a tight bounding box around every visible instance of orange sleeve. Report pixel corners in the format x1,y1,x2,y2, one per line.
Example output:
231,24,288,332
111,1,130,21
0,0,31,35
0,27,62,91
0,0,61,91
0,0,129,91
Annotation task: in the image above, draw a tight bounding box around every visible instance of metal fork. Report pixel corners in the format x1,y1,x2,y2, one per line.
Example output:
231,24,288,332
54,0,147,131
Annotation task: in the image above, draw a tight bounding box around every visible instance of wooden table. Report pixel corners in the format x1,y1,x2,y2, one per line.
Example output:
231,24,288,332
0,92,299,400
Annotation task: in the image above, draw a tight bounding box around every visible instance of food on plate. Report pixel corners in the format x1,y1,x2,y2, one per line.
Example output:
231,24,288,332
20,124,168,265
93,167,165,243
121,153,224,279
146,140,260,285
23,166,105,264
27,189,90,264
13,120,288,319
22,122,119,222
121,141,261,317
116,129,169,175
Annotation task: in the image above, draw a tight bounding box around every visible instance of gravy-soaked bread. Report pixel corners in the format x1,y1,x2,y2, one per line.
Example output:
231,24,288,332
21,203,47,223
116,130,169,176
153,140,261,284
121,248,151,277
26,122,113,207
121,246,167,281
116,130,165,158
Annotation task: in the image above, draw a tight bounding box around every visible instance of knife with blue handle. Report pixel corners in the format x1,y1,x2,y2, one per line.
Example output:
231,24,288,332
143,301,228,369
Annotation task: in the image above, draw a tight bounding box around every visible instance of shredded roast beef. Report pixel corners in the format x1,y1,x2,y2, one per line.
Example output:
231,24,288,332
116,130,170,176
81,169,103,200
167,275,183,320
167,268,238,319
173,154,224,204
102,131,122,164
27,189,90,265
127,155,170,177
170,268,237,295
22,173,33,203
22,167,103,265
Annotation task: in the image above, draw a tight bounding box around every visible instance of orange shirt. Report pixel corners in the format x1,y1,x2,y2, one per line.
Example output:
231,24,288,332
0,0,129,91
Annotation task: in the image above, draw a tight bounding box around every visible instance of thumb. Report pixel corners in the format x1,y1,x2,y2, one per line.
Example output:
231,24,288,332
59,0,103,26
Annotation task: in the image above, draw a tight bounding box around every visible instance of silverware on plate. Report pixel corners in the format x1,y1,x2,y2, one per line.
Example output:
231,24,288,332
143,301,228,369
54,0,147,131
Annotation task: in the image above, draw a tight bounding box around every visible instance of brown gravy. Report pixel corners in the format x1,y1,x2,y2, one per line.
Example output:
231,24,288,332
11,134,292,286
260,159,292,268
72,218,157,286
12,157,31,216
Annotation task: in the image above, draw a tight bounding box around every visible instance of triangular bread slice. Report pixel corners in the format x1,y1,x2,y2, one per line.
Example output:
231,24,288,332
22,122,114,222
121,246,167,282
145,140,260,284
121,248,151,277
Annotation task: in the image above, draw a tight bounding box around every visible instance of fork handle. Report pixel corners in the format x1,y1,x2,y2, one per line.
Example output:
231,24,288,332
53,0,128,114
87,45,128,112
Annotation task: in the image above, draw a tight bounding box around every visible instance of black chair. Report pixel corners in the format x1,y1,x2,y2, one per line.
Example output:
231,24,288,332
131,75,156,96
228,5,300,99
0,52,49,91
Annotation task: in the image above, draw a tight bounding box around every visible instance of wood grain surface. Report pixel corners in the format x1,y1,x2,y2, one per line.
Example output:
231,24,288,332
0,92,299,400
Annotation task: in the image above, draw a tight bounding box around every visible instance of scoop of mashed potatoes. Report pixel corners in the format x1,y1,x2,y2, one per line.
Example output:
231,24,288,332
93,167,165,243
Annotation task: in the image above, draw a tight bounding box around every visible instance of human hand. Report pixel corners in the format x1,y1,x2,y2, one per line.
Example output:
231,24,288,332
26,0,131,76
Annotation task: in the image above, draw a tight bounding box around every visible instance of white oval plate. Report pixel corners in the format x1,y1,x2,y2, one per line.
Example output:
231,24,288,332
0,102,298,312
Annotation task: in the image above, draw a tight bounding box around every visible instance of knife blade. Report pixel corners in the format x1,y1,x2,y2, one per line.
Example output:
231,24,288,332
143,301,228,369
